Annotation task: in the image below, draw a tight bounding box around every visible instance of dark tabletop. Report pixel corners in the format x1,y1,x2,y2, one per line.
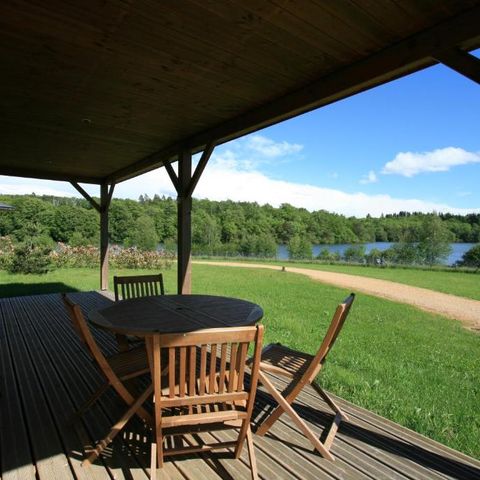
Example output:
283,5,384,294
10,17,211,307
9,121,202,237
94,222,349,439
89,294,264,336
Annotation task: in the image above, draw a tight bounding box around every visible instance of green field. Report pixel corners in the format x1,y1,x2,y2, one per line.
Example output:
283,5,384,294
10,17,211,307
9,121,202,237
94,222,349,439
287,262,480,300
0,265,479,459
199,259,480,301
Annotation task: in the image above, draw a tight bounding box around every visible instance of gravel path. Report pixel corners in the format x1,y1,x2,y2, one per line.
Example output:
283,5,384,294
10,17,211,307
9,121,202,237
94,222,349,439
194,261,480,332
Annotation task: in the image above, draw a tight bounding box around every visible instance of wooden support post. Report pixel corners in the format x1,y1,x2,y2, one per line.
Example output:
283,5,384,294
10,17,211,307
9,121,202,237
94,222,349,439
71,180,114,290
166,143,214,295
100,182,115,291
177,150,192,294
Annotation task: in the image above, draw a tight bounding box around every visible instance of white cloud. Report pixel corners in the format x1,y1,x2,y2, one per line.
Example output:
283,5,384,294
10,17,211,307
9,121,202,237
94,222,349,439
1,137,478,218
246,135,303,158
382,147,480,177
189,157,478,217
359,170,378,184
457,191,472,197
0,181,75,197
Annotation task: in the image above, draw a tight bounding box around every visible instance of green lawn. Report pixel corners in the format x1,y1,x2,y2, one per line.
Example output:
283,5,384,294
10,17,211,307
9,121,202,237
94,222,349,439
0,265,479,459
200,259,480,301
286,262,480,300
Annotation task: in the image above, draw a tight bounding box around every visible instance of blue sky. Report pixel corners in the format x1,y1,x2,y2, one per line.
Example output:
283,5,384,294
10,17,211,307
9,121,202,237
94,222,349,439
0,55,479,217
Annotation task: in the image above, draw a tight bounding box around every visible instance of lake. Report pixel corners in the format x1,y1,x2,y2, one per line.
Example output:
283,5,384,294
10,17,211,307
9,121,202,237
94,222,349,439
276,242,476,266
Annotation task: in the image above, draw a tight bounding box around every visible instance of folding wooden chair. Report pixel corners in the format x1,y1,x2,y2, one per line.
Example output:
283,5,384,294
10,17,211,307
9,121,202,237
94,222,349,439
84,326,264,478
252,293,355,461
114,273,165,301
61,294,152,425
113,273,165,350
141,325,264,479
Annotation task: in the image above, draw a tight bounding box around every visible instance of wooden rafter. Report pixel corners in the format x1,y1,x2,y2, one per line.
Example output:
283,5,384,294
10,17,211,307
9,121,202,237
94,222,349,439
107,5,480,184
185,141,215,198
105,182,115,211
164,161,179,193
70,182,101,213
434,48,480,84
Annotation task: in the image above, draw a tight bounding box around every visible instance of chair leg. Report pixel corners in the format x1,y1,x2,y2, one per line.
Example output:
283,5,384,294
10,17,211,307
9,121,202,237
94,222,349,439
256,402,285,437
150,442,157,480
112,381,153,425
257,372,334,461
311,382,349,421
234,418,249,459
246,426,258,480
323,413,342,452
83,384,153,466
71,382,110,421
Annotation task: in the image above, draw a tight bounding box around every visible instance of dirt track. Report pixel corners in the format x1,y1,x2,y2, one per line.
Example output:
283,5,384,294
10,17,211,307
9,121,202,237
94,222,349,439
194,261,480,332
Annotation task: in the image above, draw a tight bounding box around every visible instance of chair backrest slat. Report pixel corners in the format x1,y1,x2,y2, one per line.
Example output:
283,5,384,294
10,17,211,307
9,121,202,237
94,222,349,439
188,346,196,397
179,346,187,397
237,342,249,392
168,348,176,398
208,343,217,394
228,343,238,393
219,343,228,394
114,274,165,301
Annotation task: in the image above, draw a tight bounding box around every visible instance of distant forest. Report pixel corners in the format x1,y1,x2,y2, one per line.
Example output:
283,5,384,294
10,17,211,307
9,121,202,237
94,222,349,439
0,194,479,256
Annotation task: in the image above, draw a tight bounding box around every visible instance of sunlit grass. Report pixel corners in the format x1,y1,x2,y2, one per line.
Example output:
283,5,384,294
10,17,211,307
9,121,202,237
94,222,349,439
197,258,480,301
0,265,478,458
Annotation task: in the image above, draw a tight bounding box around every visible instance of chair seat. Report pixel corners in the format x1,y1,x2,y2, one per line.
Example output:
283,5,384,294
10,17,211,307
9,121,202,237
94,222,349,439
107,346,149,379
260,343,313,377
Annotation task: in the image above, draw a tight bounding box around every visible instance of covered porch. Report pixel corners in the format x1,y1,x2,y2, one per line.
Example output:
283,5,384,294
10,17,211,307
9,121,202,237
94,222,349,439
1,1,479,294
1,2,480,479
1,291,479,479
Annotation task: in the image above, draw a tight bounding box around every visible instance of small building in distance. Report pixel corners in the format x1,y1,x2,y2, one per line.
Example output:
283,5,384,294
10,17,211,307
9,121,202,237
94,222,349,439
0,202,14,211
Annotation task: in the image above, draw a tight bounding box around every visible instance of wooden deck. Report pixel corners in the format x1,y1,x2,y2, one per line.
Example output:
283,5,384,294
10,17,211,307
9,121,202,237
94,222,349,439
1,291,479,480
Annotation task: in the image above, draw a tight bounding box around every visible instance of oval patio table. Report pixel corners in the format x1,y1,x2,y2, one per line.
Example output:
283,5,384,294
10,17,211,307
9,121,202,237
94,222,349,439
89,294,264,336
88,294,264,474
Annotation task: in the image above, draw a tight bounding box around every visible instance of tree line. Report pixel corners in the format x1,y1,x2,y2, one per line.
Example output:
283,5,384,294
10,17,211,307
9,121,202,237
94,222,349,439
0,194,479,259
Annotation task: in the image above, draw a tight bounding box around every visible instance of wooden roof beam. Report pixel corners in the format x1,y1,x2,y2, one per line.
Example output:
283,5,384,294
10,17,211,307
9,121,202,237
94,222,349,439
433,48,480,85
107,5,480,184
70,182,101,212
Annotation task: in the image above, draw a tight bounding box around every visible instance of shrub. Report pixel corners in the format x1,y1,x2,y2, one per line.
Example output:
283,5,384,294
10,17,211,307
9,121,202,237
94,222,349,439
287,236,312,260
366,248,383,265
316,248,341,262
416,215,453,265
0,236,15,270
9,243,52,274
458,244,480,268
386,242,419,265
50,243,174,270
111,246,174,269
343,245,366,263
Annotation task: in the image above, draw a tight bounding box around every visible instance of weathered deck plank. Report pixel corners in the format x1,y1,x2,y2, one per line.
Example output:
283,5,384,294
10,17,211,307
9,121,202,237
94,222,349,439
1,291,479,480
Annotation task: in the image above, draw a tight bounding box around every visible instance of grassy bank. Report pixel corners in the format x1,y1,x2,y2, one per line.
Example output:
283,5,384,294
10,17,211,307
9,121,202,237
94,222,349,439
196,258,480,301
0,265,478,458
286,262,480,300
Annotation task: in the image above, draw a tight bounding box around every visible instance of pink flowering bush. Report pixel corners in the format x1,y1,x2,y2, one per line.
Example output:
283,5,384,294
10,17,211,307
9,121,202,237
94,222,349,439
50,243,174,270
0,236,15,269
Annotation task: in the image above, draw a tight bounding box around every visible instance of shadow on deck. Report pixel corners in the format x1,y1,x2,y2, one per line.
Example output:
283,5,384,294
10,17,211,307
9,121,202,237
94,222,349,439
1,291,479,479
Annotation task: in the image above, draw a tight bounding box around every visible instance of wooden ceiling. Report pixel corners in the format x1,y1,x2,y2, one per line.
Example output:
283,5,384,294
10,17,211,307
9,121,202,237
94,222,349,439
1,0,479,184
